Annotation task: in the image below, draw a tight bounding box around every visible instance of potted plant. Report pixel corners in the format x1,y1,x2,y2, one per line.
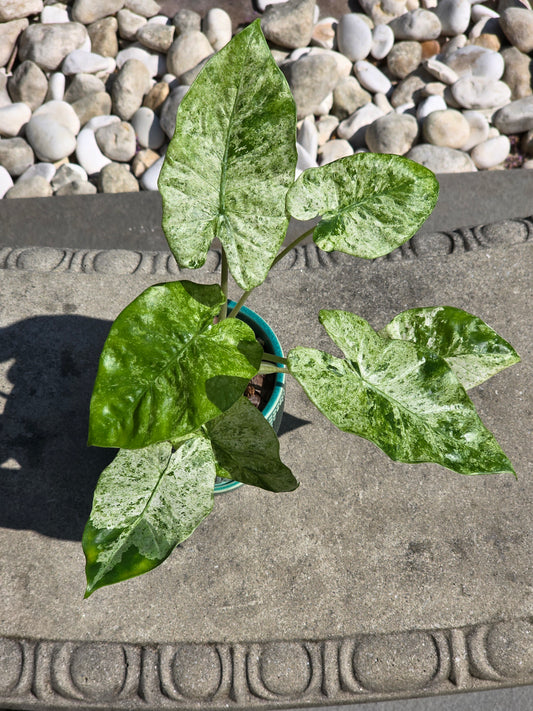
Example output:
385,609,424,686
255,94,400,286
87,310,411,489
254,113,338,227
83,21,520,597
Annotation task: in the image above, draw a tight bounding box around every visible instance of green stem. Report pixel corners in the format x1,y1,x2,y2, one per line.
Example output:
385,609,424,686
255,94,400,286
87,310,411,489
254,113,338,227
259,363,287,375
272,226,315,267
261,352,288,365
228,289,251,318
220,249,229,320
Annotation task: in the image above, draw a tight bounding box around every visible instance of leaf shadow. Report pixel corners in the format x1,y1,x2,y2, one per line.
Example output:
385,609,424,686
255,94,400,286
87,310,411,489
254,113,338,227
0,315,115,541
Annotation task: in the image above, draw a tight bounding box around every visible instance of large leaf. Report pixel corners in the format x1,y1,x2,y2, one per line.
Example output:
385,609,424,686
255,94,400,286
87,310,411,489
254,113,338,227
158,19,297,290
285,154,439,258
83,437,216,596
89,281,262,449
204,397,298,492
380,306,520,390
288,310,514,476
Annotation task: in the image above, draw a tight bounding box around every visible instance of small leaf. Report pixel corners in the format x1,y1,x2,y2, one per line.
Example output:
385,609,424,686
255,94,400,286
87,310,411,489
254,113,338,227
159,19,297,290
89,281,262,449
83,437,216,596
379,306,520,390
288,310,514,476
204,397,298,492
286,153,439,258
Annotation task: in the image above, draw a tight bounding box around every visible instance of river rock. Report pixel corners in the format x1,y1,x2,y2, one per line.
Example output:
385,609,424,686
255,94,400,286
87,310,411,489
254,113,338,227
18,161,55,183
137,23,175,53
143,81,169,112
435,0,471,35
296,142,317,175
365,112,418,153
7,59,48,110
116,44,165,77
47,72,65,101
5,174,52,198
424,58,459,84
85,115,120,132
87,17,119,58
159,85,188,138
71,0,124,25
443,46,504,80
0,102,31,136
0,18,28,67
33,99,80,135
261,0,316,49
99,161,139,192
457,110,489,151
471,135,510,168
70,90,112,126
316,114,339,144
451,77,511,109
204,8,232,51
407,143,476,171
311,17,337,49
387,41,422,79
75,126,111,175
391,74,427,106
297,115,318,158
0,136,33,175
286,52,340,119
18,22,88,71
166,31,213,78
355,60,393,94
139,153,163,189
337,102,385,145
62,50,115,76
493,95,533,133
41,4,69,23
337,14,372,62
423,108,470,147
117,8,146,40
499,7,533,52
64,73,105,103
389,10,442,40
55,178,97,195
131,106,165,149
25,114,76,161
332,76,371,120
0,166,14,197
501,47,533,100
416,94,448,119
0,0,42,22
318,138,354,164
371,23,395,60
51,161,87,191
131,147,159,176
125,0,160,18
112,58,151,120
95,121,136,162
172,9,201,35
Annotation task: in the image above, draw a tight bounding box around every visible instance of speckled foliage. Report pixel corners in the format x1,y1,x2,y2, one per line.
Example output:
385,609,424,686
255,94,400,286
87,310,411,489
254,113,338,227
286,153,439,258
159,19,297,291
288,310,514,476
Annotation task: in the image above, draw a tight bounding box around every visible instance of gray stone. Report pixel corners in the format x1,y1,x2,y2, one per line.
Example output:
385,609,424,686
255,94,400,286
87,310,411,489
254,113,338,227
117,8,147,40
131,106,164,149
316,114,339,145
354,60,392,94
136,22,175,53
261,0,316,50
18,21,88,71
125,0,160,18
317,138,354,164
387,41,422,79
87,17,119,58
371,23,395,60
7,59,48,110
17,160,54,183
389,9,442,40
0,102,31,137
493,95,533,133
416,94,448,120
159,85,188,138
5,173,52,198
172,8,201,35
336,13,372,62
0,18,28,67
435,0,471,35
33,99,80,136
98,161,139,192
64,73,106,103
70,91,112,127
62,50,115,76
203,7,232,52
139,152,163,189
112,58,151,120
365,111,419,154
131,146,159,176
116,44,165,78
423,108,471,148
75,126,111,175
500,7,533,52
407,143,477,171
391,73,428,107
0,0,42,22
165,31,213,79
424,57,459,84
337,102,385,145
451,77,512,109
25,115,77,162
443,46,505,81
332,76,371,120
460,109,490,150
501,47,533,100
50,162,88,191
285,53,340,119
178,55,211,86
95,121,136,162
471,135,511,168
0,136,33,175
55,178,97,195
71,0,124,25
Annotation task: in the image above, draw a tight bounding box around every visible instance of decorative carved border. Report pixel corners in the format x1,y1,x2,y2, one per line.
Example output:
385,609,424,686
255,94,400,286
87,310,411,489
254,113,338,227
1,618,532,709
0,216,531,276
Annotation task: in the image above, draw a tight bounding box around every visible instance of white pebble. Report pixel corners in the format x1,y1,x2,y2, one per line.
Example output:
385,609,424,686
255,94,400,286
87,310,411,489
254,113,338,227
18,162,56,183
0,165,14,198
435,0,471,36
297,115,318,160
139,154,164,190
460,110,489,150
131,106,165,149
48,72,65,101
371,24,394,60
470,135,510,168
337,102,385,145
204,8,232,51
316,115,339,145
337,14,372,62
451,77,511,109
471,4,499,22
25,115,77,162
62,50,115,75
41,4,69,23
33,100,80,136
417,95,448,119
85,115,121,131
0,103,32,137
318,139,354,164
116,44,165,77
296,142,318,177
75,127,112,175
424,58,459,84
374,92,394,114
355,61,392,94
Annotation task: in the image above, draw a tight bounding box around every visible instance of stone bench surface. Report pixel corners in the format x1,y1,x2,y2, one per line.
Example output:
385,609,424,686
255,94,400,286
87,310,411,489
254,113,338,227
0,216,531,709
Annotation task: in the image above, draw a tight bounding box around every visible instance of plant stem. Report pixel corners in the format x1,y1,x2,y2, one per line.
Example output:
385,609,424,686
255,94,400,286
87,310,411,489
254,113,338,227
261,352,288,365
220,249,229,320
228,290,251,318
259,362,287,375
272,226,315,267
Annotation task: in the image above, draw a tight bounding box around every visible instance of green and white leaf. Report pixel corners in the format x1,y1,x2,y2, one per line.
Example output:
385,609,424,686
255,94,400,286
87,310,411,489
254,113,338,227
158,19,297,290
288,310,514,476
89,281,262,449
285,154,439,258
379,306,520,390
204,397,298,492
83,437,216,596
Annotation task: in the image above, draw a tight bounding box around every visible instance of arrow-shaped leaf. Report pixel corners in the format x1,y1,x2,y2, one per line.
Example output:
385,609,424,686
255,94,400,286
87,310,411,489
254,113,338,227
288,310,514,476
83,437,216,597
89,281,262,449
158,19,297,290
286,153,439,258
379,306,520,390
204,396,298,492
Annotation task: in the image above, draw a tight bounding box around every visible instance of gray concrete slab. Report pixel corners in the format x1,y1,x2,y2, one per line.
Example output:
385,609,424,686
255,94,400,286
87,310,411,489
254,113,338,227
0,215,531,709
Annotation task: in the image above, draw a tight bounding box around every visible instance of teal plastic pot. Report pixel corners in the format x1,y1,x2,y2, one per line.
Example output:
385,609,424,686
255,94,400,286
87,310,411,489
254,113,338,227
214,301,286,494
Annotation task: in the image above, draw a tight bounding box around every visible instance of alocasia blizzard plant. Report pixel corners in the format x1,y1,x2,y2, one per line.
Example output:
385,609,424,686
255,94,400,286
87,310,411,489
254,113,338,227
83,20,520,597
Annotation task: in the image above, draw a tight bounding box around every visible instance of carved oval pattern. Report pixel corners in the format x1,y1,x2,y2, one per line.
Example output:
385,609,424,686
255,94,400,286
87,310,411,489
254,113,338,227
259,642,311,696
486,620,533,679
17,247,66,271
0,639,23,695
410,232,454,257
481,220,530,248
92,249,142,274
172,644,222,699
69,643,127,700
353,632,438,692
